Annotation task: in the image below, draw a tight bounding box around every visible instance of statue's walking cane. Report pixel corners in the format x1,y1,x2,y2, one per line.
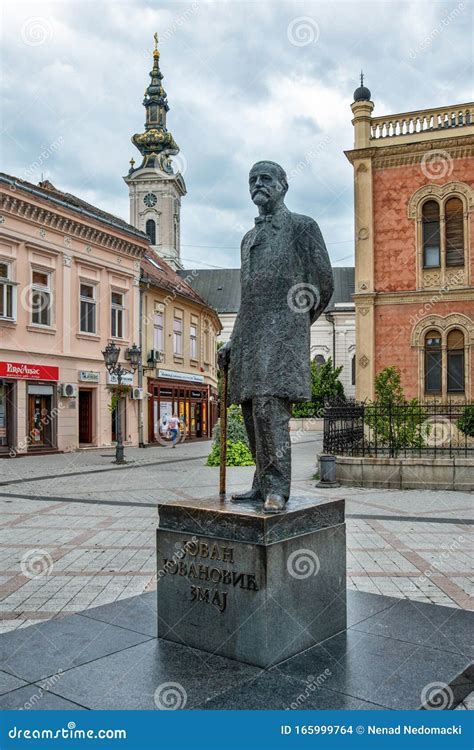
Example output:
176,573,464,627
219,365,228,498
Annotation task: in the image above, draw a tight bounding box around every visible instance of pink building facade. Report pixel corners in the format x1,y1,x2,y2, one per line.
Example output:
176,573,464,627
0,174,147,456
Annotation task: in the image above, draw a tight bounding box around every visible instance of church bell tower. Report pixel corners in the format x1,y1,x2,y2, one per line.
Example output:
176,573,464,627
124,33,186,270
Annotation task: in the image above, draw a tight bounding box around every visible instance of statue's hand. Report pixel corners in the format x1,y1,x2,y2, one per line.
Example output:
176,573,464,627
218,341,231,371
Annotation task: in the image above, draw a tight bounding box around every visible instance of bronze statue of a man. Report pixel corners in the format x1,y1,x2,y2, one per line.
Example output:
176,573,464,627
218,161,334,513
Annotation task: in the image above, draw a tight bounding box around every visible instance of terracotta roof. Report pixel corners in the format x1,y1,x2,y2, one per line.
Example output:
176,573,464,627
0,172,148,242
141,255,220,326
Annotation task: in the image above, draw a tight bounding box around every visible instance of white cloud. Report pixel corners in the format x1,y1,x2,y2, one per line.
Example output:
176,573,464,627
2,0,471,270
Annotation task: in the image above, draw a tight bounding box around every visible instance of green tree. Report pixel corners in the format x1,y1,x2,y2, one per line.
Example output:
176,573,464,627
292,358,345,418
457,404,474,438
365,366,426,452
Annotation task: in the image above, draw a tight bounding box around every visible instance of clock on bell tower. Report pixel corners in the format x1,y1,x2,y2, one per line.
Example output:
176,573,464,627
123,33,186,271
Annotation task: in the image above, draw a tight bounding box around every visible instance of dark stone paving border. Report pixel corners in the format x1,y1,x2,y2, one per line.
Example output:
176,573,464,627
0,590,471,711
347,513,474,525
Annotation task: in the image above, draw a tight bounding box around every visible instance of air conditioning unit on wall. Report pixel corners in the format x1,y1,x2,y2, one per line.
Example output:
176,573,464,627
131,387,144,400
148,349,163,365
61,383,78,398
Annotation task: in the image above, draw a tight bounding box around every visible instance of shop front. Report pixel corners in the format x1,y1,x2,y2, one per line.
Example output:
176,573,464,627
148,369,218,443
0,361,59,455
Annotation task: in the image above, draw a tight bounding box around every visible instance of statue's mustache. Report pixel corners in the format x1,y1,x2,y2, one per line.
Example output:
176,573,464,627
251,188,269,198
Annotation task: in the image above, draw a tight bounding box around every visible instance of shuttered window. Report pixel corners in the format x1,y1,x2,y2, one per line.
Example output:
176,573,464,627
422,201,440,268
445,198,464,267
424,331,442,394
447,329,464,392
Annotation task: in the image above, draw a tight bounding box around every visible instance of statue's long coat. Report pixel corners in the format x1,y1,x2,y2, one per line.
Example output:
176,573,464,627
229,204,334,404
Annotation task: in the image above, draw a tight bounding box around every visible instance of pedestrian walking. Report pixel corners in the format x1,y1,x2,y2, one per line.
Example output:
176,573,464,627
168,413,180,448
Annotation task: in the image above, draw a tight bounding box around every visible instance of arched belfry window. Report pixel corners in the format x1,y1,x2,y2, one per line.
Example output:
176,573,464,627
146,219,156,245
424,330,442,394
445,198,464,267
447,329,464,393
422,201,440,268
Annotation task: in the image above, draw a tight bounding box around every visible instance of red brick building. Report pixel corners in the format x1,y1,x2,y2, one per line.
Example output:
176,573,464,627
346,81,473,401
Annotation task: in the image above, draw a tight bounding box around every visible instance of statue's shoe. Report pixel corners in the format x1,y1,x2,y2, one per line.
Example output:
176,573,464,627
230,488,262,503
263,493,287,514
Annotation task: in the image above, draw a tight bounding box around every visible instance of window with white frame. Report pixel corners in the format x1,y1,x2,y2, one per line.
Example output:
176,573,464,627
173,315,183,355
203,320,210,363
111,291,125,338
0,262,15,320
31,269,52,326
79,282,96,334
153,310,164,351
190,321,198,359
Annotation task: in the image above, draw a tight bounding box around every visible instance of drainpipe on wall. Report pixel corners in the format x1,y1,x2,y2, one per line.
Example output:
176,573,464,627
325,312,336,365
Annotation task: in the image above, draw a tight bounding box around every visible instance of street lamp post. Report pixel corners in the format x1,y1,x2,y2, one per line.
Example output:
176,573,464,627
102,342,141,464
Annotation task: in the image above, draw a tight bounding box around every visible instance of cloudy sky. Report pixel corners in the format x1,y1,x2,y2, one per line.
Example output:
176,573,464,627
2,0,472,270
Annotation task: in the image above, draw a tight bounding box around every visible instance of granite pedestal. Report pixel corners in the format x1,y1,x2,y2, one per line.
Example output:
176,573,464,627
156,496,346,668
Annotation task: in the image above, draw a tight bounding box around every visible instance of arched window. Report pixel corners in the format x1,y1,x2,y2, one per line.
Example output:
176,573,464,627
422,201,440,268
313,354,325,371
146,219,156,245
447,329,464,393
424,330,442,394
445,198,464,267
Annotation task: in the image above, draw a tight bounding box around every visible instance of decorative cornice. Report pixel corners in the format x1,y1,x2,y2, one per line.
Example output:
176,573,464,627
345,134,474,168
0,193,146,259
375,289,474,305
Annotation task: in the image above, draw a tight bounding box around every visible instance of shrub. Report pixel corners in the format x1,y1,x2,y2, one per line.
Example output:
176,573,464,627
206,404,255,467
457,404,474,437
292,358,345,418
207,440,254,467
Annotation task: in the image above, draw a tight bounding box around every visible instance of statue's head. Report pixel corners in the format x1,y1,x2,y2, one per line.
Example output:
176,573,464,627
249,161,288,212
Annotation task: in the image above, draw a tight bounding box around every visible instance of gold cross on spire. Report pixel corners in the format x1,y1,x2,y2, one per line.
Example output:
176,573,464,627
153,31,160,58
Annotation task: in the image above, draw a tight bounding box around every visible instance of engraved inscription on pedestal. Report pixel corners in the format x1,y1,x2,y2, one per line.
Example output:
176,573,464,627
156,496,347,668
160,537,258,615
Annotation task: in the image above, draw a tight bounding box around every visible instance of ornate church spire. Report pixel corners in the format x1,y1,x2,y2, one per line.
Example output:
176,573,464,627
131,33,179,172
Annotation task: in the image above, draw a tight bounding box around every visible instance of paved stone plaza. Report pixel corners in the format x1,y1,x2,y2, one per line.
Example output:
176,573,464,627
0,434,472,633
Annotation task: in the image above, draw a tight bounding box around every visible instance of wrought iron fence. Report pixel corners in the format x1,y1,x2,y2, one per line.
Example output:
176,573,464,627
323,400,474,458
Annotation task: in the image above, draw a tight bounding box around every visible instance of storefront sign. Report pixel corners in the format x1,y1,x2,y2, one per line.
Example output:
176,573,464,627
0,362,59,381
158,369,205,384
107,372,134,386
79,371,100,383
